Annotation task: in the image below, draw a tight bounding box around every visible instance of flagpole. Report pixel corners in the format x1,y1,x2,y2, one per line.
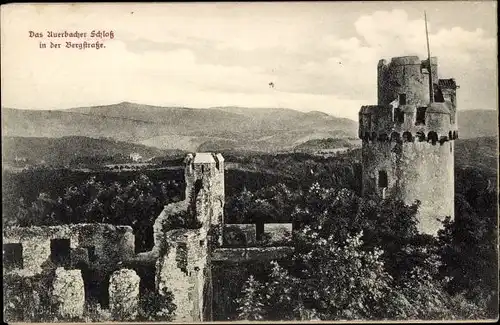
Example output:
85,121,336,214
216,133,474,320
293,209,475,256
425,11,434,103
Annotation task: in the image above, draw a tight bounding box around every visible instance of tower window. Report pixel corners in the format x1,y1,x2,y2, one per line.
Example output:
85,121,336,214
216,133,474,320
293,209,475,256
399,94,407,105
434,86,445,102
4,243,23,270
394,107,405,123
51,238,71,267
378,170,388,188
416,107,427,125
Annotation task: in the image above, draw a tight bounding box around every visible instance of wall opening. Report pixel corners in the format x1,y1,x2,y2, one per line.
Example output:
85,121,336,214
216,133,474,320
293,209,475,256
135,264,156,309
428,131,438,145
51,238,71,267
378,133,389,142
81,268,110,308
378,170,388,188
256,223,264,241
416,131,426,142
449,131,452,139
194,179,203,198
101,272,111,308
176,243,188,275
403,131,414,142
3,243,23,270
434,85,445,102
390,132,401,143
394,107,404,123
135,225,154,254
399,93,407,105
416,107,427,125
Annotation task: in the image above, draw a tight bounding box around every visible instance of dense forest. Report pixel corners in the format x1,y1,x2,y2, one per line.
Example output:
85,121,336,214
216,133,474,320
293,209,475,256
2,140,498,321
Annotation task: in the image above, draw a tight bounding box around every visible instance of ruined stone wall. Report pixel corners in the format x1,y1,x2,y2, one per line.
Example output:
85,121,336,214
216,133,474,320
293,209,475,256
222,223,293,247
151,152,225,322
156,228,208,322
3,224,135,277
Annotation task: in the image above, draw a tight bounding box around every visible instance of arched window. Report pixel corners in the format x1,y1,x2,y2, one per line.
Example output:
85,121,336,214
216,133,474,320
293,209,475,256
449,131,452,139
371,132,377,141
403,131,414,142
428,131,438,145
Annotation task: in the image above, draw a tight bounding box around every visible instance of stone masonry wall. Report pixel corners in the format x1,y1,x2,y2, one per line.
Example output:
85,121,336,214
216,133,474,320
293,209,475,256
156,228,208,322
361,136,454,235
3,224,135,277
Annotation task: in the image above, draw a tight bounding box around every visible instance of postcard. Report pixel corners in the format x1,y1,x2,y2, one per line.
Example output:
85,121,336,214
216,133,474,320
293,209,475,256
1,2,498,323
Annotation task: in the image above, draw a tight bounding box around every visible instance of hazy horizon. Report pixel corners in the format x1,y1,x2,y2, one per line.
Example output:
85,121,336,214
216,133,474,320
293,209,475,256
1,2,497,120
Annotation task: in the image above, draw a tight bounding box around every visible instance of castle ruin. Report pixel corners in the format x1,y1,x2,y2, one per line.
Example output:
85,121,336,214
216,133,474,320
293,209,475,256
359,56,458,235
3,152,293,322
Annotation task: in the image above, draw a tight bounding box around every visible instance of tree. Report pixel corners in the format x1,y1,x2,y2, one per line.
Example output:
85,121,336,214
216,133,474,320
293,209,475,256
236,184,491,321
437,193,498,317
236,275,265,321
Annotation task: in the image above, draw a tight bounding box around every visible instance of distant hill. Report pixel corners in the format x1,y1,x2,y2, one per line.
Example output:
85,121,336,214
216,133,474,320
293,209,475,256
457,110,497,139
1,102,358,152
2,104,495,152
454,136,497,178
1,136,183,167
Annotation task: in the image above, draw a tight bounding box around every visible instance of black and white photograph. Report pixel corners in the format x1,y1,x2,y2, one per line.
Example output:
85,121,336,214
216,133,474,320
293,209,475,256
1,1,498,323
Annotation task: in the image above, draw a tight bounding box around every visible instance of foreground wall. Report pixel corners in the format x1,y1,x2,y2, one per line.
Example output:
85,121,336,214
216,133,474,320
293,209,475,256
3,223,135,277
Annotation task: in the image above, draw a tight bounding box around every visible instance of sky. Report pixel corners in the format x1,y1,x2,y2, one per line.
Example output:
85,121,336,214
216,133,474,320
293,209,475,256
1,2,497,120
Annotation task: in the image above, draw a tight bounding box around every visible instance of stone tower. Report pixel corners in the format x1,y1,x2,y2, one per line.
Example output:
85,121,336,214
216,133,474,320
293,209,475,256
154,153,225,322
359,56,459,235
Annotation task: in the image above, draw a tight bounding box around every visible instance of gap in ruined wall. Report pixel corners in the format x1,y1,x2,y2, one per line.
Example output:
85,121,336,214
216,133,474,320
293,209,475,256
256,222,264,241
135,225,154,254
134,264,155,306
50,238,71,267
81,268,111,308
3,243,23,270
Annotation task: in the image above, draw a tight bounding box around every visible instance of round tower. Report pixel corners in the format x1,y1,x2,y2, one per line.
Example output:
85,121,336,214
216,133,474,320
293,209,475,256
360,56,456,235
378,56,438,107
